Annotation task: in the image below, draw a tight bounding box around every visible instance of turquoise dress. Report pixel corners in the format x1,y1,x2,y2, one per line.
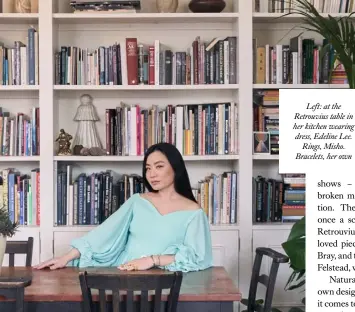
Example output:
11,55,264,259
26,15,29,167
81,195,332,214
70,193,213,272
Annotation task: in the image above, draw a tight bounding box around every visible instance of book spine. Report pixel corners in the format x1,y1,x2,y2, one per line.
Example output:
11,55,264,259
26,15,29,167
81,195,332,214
126,38,138,85
28,29,35,84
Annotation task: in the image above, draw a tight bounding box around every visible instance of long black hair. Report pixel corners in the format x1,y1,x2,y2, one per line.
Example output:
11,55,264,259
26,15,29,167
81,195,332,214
142,142,197,203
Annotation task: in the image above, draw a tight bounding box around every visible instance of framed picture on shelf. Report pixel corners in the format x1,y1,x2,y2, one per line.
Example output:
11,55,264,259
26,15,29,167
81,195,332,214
253,131,270,154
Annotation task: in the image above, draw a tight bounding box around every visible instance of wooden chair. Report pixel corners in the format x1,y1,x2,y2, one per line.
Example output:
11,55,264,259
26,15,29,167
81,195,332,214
242,247,289,312
79,270,183,312
5,237,34,267
0,276,32,312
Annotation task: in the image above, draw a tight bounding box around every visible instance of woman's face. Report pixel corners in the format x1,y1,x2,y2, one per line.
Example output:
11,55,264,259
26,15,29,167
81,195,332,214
145,151,175,191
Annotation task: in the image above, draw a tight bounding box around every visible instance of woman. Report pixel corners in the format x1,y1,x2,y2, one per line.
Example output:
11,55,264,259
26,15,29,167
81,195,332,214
34,142,213,272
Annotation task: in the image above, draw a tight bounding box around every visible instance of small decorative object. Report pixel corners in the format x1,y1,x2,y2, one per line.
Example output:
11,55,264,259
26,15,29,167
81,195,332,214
14,0,31,13
89,147,107,156
0,206,18,268
188,0,225,13
79,147,107,156
72,94,102,149
55,129,73,156
80,147,90,156
156,0,178,13
253,132,270,154
73,145,84,155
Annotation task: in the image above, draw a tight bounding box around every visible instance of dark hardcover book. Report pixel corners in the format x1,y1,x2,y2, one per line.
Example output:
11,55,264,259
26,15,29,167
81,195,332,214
110,109,115,155
113,44,117,85
176,52,181,85
164,50,172,85
218,40,224,84
228,37,237,84
138,45,144,84
86,175,91,224
181,52,186,85
60,47,67,85
98,174,104,223
28,29,36,85
94,174,99,224
282,45,289,84
77,174,85,225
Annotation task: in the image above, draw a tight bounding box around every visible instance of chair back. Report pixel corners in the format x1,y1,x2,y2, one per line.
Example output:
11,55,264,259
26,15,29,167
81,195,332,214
247,247,289,312
79,270,183,312
5,237,34,267
0,276,32,312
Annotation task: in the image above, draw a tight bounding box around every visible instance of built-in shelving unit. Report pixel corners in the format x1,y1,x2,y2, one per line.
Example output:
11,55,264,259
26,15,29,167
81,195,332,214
1,1,341,310
253,83,349,89
54,84,239,90
54,155,239,162
53,12,239,23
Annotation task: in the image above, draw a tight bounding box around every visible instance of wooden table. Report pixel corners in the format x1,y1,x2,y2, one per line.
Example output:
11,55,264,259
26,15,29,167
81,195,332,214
0,266,241,312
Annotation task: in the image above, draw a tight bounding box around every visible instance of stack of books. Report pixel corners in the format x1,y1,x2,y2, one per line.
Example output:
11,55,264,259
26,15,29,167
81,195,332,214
70,0,141,13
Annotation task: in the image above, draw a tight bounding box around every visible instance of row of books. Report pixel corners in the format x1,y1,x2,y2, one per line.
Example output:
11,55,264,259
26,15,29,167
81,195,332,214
125,36,238,86
54,35,238,86
281,174,305,222
55,165,237,226
253,0,352,13
253,36,347,85
252,173,305,223
55,44,122,86
253,90,279,155
55,166,141,226
0,107,40,157
0,167,40,226
194,171,237,225
104,102,238,156
70,0,141,12
0,28,39,86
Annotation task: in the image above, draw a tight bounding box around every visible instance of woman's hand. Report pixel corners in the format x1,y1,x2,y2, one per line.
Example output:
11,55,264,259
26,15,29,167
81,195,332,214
118,256,155,271
33,256,70,270
33,248,80,270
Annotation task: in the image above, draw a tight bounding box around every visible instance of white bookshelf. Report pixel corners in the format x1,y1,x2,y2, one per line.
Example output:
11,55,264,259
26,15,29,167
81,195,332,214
54,155,239,161
53,12,239,23
0,13,39,24
254,83,349,89
54,84,239,90
0,0,330,310
252,12,355,22
0,85,39,90
0,156,40,162
253,154,279,160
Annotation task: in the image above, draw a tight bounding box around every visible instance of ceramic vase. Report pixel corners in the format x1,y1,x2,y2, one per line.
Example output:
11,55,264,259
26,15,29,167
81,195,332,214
0,235,6,268
156,0,178,13
2,0,13,13
30,0,38,13
14,0,31,13
188,0,226,13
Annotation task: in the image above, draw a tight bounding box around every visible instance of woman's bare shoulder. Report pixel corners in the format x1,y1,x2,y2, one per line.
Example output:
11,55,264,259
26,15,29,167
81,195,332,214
180,196,201,211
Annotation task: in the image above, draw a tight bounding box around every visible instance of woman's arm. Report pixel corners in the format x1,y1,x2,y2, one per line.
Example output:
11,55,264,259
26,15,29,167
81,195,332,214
34,248,81,270
118,254,176,271
63,248,81,262
158,209,213,272
70,194,137,267
151,254,175,266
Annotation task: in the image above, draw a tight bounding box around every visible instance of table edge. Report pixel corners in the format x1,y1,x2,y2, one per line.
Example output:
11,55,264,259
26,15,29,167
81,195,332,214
1,293,242,302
